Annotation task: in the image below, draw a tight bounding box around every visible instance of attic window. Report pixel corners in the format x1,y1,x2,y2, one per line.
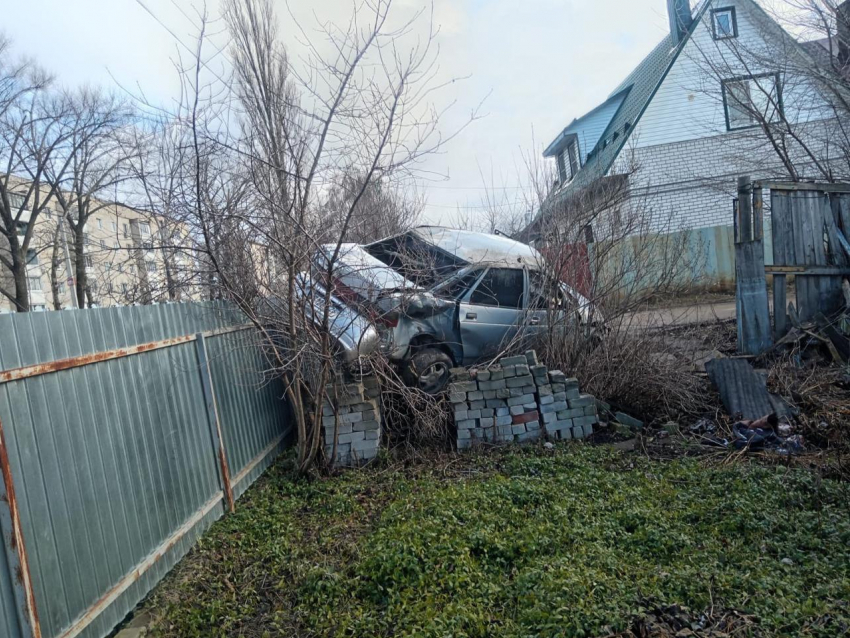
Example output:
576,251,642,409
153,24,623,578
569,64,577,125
712,7,737,40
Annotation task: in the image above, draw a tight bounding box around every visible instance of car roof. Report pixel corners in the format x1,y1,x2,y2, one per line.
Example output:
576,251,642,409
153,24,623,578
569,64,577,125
409,226,543,269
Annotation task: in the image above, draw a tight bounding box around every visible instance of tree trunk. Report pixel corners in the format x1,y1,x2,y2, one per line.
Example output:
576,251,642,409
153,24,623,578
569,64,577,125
12,250,29,312
50,224,63,310
74,229,87,309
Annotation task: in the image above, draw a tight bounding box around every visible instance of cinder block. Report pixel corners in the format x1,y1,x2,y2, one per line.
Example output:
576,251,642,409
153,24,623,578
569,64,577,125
572,426,586,440
490,369,505,381
467,391,483,401
582,423,594,437
498,424,514,437
551,383,566,394
486,399,507,409
552,392,567,402
537,384,553,396
502,365,517,378
501,355,528,366
457,438,473,450
522,385,537,395
557,408,584,420
526,420,541,431
338,431,365,445
541,412,558,424
496,407,510,417
566,388,581,401
584,405,598,417
511,424,527,435
496,388,511,399
507,375,534,388
540,401,568,415
481,408,495,418
570,394,595,408
457,428,473,439
479,417,495,427
361,410,377,421
525,350,540,366
507,394,535,407
509,405,525,416
548,370,567,384
363,430,380,441
451,367,472,380
477,371,491,381
450,381,478,393
449,392,467,404
458,419,478,430
530,364,548,378
467,410,482,420
469,400,486,410
342,411,363,424
514,364,530,376
355,420,380,432
539,394,555,406
482,390,497,400
495,415,513,426
454,410,469,421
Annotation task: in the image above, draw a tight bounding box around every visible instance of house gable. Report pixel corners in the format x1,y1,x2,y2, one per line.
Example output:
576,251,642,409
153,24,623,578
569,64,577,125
631,0,837,149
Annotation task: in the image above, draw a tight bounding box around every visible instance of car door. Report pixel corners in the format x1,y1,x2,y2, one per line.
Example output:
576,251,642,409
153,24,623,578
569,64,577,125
526,269,574,339
458,267,526,364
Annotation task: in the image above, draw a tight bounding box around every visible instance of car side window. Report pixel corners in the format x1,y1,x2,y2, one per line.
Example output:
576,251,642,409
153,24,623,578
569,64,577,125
528,270,568,311
469,268,524,308
440,270,482,300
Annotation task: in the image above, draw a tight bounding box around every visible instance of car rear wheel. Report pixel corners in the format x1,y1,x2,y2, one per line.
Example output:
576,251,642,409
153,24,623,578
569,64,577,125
404,348,453,395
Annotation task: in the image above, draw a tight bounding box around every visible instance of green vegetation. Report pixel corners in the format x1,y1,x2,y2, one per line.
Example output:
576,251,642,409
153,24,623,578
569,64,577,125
146,445,850,637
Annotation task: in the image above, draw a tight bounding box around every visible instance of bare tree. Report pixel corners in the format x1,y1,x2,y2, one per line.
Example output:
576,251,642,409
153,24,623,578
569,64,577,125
137,0,480,472
46,89,135,308
0,60,80,311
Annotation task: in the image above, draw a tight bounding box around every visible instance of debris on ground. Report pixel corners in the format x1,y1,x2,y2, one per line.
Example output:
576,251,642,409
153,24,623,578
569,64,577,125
606,604,762,638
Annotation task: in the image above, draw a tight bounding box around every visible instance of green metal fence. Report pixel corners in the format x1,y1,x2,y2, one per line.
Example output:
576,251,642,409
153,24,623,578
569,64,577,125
0,301,290,638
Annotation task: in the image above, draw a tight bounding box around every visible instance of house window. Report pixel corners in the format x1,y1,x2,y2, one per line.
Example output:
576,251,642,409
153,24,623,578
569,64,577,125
146,262,157,273
556,153,567,184
27,276,42,292
140,222,151,235
712,7,737,40
723,74,783,130
57,281,66,294
111,221,117,232
121,283,128,294
123,223,129,238
567,140,580,179
100,239,107,250
84,255,93,268
26,249,38,265
97,218,103,230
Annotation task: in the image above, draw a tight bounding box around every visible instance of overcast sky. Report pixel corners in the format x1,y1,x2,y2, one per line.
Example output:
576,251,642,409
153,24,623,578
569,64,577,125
3,0,678,225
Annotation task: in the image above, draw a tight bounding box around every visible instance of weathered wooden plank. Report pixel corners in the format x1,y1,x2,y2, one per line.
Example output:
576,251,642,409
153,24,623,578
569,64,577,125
736,239,773,354
773,274,787,341
765,266,850,275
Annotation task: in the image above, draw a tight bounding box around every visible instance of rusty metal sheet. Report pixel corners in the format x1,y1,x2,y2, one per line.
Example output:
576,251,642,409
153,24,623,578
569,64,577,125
0,301,290,638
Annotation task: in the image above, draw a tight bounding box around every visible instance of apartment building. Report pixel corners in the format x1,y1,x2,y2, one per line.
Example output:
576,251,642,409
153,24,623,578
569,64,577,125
1,189,198,313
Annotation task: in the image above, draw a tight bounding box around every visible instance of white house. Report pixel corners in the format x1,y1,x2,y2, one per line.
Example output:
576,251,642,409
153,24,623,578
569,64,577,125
532,0,845,288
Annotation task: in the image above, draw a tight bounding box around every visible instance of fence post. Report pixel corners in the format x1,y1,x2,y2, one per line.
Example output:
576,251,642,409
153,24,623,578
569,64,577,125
195,334,235,513
0,416,41,638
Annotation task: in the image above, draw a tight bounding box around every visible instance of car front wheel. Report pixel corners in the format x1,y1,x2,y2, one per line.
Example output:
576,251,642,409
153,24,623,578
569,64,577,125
404,348,453,395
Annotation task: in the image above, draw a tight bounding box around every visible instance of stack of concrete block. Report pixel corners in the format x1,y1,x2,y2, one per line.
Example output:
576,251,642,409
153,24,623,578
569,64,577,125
539,370,599,441
450,350,598,450
322,376,381,466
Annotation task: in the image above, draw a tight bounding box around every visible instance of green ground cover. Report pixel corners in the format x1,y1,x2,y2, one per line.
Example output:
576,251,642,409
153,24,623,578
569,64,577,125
145,444,850,637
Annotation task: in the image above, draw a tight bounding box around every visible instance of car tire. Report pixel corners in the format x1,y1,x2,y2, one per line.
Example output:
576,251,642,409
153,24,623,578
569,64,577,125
404,348,453,395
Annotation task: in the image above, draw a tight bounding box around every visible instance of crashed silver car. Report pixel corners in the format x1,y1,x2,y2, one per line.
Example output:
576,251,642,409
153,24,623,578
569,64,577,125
315,227,602,394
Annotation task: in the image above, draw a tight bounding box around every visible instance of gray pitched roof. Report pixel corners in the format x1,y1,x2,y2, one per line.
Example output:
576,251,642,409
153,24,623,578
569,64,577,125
524,2,713,239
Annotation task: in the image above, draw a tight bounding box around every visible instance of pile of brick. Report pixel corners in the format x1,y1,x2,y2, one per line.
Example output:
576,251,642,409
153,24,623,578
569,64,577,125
322,376,381,466
449,351,598,450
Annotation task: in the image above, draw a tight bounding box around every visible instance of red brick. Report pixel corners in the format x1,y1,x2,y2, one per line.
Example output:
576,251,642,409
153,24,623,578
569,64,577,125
512,411,539,425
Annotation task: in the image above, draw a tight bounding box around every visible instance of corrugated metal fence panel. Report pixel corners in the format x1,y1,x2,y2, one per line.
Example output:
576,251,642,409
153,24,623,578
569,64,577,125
206,327,288,498
0,540,22,638
0,301,290,638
